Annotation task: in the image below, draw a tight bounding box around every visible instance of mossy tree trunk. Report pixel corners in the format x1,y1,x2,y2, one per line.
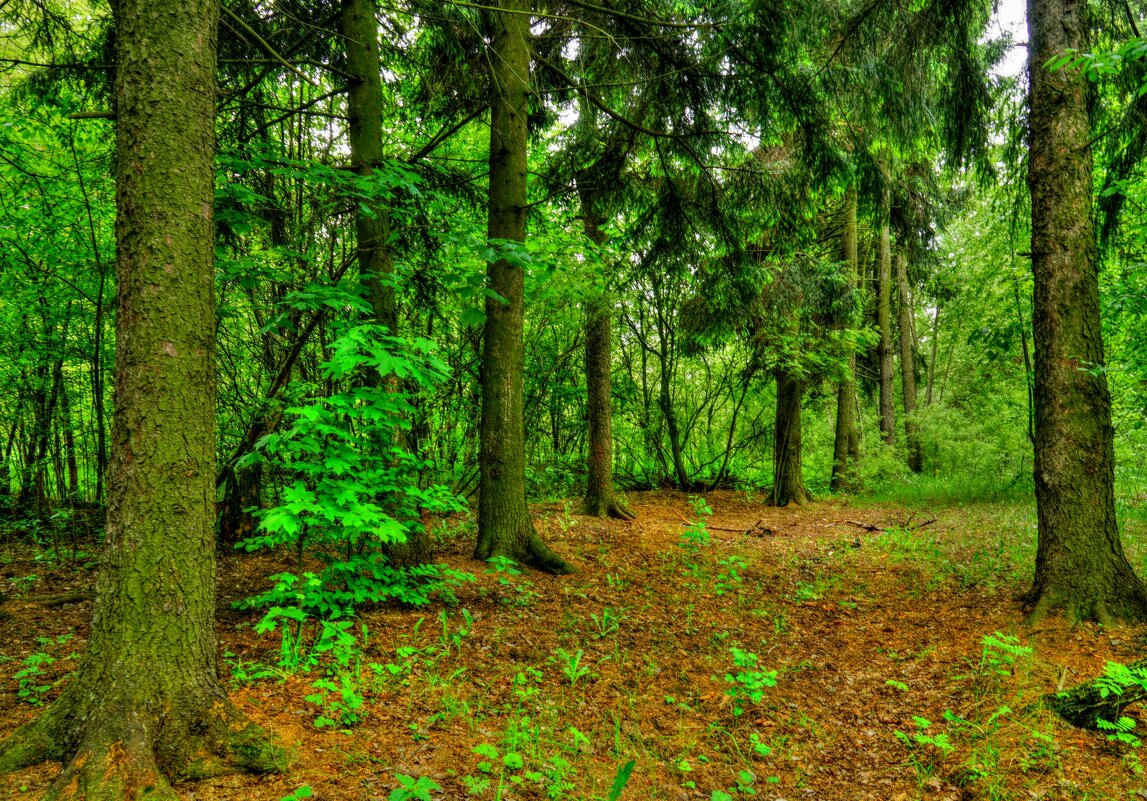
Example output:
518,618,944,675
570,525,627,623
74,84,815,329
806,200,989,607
831,185,860,491
877,183,896,446
0,4,288,796
580,190,635,520
343,0,431,567
896,250,922,472
474,0,572,574
771,368,808,507
1024,0,1147,623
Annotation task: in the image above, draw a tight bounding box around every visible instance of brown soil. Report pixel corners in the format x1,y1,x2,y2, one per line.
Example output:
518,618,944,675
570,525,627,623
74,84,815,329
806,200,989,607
1,491,1144,800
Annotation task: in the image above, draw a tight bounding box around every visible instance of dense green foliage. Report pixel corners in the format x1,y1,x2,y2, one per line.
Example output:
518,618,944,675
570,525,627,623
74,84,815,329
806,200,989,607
0,0,1145,615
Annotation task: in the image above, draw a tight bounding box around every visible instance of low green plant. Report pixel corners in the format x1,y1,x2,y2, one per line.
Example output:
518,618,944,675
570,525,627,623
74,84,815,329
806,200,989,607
724,648,777,717
466,742,544,798
715,556,748,596
607,759,636,800
552,647,593,686
711,769,758,799
372,644,424,689
306,672,366,728
590,607,623,639
895,716,954,781
680,495,713,552
280,786,313,801
955,631,1032,682
254,603,359,673
14,651,56,706
486,555,539,606
1098,715,1143,747
389,773,443,801
13,633,75,706
439,607,474,653
747,732,771,758
223,650,278,685
1095,659,1147,700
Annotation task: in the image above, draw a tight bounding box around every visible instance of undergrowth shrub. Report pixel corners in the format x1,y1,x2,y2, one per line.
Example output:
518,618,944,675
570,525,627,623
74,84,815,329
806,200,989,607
237,324,474,634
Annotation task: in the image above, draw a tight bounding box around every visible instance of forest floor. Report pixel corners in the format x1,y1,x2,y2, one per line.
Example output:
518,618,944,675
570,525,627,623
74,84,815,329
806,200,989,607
3,490,1147,801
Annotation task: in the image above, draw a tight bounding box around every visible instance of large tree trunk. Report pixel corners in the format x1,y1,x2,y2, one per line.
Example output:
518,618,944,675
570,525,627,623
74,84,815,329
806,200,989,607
0,4,287,796
580,193,635,520
474,0,572,574
1024,0,1147,623
877,183,896,446
896,250,922,472
771,368,808,507
831,185,860,491
343,0,431,567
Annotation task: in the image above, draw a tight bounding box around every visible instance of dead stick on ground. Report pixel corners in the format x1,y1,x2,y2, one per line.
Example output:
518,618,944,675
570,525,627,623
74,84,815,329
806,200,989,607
1043,658,1147,729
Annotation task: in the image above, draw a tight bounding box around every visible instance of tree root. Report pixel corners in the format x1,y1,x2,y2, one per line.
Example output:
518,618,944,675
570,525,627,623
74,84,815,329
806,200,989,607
1024,585,1147,627
583,492,637,521
0,693,292,800
605,501,636,521
522,532,575,575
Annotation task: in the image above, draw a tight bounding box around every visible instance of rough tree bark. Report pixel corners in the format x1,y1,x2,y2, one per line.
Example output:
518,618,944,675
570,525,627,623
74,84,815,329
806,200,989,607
896,250,922,472
474,0,572,574
877,182,896,446
771,368,808,507
0,4,289,797
580,189,635,520
1024,0,1147,623
831,185,860,491
343,0,431,566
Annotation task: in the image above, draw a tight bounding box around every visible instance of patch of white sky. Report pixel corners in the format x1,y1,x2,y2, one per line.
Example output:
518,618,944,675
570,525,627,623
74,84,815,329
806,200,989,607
991,0,1028,80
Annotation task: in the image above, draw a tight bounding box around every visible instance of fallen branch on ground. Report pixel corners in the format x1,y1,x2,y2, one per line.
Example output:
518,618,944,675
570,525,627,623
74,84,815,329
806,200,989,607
1043,658,1147,729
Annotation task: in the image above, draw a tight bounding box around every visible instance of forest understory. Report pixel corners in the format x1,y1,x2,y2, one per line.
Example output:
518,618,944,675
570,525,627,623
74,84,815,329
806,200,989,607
3,490,1145,801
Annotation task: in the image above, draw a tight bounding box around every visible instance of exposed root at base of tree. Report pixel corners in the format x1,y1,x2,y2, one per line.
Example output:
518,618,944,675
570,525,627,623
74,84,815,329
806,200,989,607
770,491,810,508
1023,586,1147,628
0,695,291,801
474,526,574,576
518,533,575,575
584,494,637,521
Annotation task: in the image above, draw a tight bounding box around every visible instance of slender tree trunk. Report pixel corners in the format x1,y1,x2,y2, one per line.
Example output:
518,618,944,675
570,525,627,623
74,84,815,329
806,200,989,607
0,408,16,503
0,4,288,796
925,301,940,406
832,185,860,491
59,381,79,499
343,0,431,566
658,348,691,490
1024,0,1147,623
896,250,922,472
580,194,634,519
878,184,896,446
771,368,808,507
73,133,108,506
92,273,107,505
474,0,571,574
1014,274,1036,445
